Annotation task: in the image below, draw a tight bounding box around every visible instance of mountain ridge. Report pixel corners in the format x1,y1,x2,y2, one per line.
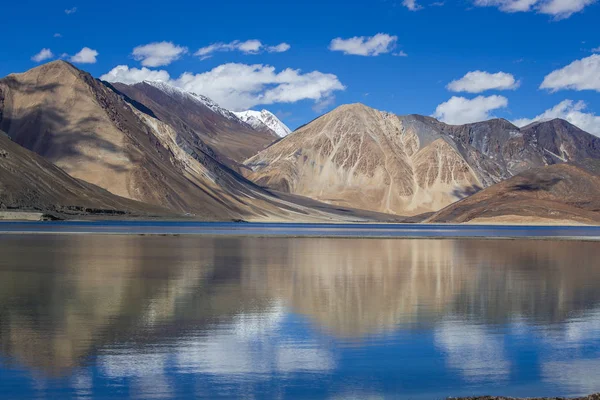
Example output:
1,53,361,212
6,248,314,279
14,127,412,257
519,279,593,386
245,102,600,216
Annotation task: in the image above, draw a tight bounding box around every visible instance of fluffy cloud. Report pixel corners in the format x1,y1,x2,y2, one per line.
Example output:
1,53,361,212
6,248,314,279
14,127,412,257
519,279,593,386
447,71,520,93
267,43,291,53
65,7,77,14
100,65,171,84
593,46,600,52
540,54,600,92
69,47,98,64
402,0,423,10
473,0,597,19
433,95,509,124
132,41,188,67
513,100,600,136
101,63,345,111
195,40,291,59
329,33,398,56
31,48,54,62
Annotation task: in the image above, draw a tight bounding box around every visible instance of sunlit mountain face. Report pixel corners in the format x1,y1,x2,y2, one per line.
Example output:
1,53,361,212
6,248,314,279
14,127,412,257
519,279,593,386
1,235,600,398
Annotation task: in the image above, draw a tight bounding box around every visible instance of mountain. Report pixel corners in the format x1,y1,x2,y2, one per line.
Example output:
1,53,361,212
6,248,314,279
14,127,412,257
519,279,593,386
234,109,292,138
0,61,274,219
109,80,277,170
0,62,403,222
245,103,600,216
427,160,600,225
0,130,171,219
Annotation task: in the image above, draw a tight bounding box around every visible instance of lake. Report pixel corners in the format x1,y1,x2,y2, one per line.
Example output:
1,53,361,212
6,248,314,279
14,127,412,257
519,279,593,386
1,233,599,399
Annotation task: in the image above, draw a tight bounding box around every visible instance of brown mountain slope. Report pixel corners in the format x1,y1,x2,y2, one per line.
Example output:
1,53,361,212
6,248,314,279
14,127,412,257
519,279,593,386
0,62,403,222
0,130,171,218
245,103,600,216
109,81,277,170
0,61,303,220
245,104,484,216
427,160,600,225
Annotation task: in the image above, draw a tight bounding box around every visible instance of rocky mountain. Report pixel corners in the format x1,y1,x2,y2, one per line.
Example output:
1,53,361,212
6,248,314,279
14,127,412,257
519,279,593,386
0,62,402,222
0,61,280,220
427,160,600,225
234,109,292,138
0,130,171,219
245,103,600,216
108,80,277,170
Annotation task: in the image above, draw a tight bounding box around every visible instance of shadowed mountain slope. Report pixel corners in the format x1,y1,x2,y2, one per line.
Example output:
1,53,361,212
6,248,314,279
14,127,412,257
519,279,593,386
110,81,277,170
0,61,299,220
0,63,403,222
427,160,600,225
0,130,172,218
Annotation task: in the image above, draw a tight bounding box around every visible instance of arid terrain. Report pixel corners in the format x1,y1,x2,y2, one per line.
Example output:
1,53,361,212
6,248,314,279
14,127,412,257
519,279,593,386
245,104,600,219
428,160,600,225
1,61,599,224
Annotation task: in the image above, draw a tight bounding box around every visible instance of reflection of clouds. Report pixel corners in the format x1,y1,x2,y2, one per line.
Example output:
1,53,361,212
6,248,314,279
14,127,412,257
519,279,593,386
545,310,600,348
542,359,600,396
276,346,334,373
434,319,510,383
99,304,335,388
100,351,168,378
176,304,335,377
132,375,173,400
71,371,93,399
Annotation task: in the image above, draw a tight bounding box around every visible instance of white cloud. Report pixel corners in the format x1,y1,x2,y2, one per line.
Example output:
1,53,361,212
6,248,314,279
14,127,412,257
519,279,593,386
447,71,520,93
329,33,398,56
473,0,597,19
593,46,600,52
433,95,509,124
69,47,98,64
195,40,290,59
513,100,600,136
100,65,171,84
100,63,345,111
394,50,409,57
65,7,77,14
540,54,600,92
53,33,62,38
31,48,54,62
402,0,423,10
267,43,291,53
132,41,187,67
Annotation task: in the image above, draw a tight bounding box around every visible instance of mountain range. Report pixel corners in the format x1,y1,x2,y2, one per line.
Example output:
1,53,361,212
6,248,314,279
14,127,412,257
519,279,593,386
1,60,599,224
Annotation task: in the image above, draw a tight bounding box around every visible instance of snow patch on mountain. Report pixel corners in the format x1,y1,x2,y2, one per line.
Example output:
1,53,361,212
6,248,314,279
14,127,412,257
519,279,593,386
234,110,292,138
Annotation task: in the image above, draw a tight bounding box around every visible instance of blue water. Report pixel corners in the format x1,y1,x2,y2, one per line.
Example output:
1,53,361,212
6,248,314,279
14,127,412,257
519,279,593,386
1,221,600,239
0,233,599,399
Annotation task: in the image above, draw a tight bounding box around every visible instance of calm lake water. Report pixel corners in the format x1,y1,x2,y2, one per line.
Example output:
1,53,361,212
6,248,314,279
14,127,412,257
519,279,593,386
1,234,600,399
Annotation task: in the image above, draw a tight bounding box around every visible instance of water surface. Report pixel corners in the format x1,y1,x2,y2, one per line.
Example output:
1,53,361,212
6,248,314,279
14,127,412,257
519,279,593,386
1,235,599,399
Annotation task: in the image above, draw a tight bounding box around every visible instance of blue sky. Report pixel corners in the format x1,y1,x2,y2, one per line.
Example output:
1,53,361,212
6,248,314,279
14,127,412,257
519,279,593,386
1,0,599,132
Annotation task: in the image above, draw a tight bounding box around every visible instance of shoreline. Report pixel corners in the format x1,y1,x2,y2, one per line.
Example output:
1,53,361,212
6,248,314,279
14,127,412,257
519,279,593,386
0,221,599,241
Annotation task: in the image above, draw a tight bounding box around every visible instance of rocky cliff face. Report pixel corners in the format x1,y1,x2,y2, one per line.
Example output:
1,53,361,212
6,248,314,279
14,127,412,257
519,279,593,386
245,104,600,216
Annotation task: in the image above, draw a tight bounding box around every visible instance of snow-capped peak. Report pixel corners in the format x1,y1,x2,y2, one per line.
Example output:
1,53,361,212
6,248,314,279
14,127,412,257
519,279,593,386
141,80,239,121
233,110,292,138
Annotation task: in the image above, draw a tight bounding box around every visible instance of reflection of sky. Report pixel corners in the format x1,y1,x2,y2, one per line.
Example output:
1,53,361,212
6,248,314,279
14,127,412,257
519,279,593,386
2,308,600,399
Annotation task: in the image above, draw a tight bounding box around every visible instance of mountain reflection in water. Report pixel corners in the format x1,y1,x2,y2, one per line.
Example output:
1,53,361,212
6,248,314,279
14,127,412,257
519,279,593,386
0,235,599,399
